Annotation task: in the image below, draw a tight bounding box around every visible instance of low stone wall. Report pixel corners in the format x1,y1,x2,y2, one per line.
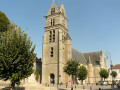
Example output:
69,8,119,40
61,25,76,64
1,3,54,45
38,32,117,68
0,80,10,84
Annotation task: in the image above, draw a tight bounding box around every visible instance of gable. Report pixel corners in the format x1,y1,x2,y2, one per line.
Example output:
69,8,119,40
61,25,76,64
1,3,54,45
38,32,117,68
46,2,66,17
83,51,102,65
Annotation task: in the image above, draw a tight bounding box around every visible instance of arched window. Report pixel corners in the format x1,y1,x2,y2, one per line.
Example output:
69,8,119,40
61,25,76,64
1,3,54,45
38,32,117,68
51,19,52,26
51,19,55,26
49,31,52,42
50,47,53,57
53,19,55,25
53,30,55,42
51,8,55,15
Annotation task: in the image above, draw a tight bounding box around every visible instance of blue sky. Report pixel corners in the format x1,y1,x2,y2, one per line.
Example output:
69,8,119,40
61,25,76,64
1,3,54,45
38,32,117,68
0,0,120,68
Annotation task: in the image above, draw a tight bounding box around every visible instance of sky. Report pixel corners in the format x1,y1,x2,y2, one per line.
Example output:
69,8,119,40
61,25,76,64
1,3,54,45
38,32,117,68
0,0,120,68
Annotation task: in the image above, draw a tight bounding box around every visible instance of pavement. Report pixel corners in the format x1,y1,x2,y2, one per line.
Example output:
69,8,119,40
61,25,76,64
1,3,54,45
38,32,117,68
42,84,120,90
0,83,120,90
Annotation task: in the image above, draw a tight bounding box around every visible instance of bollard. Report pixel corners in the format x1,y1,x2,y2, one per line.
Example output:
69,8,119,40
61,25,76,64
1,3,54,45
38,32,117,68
75,85,76,89
48,84,49,87
99,87,101,90
83,86,85,89
66,84,67,88
90,86,92,90
71,87,73,90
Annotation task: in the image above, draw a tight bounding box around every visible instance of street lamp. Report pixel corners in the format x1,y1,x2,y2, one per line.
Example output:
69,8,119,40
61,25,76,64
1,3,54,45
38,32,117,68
105,51,113,88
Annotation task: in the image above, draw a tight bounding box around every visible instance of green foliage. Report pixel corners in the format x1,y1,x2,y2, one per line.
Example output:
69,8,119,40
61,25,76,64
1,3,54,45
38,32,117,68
99,68,109,80
0,11,10,33
34,72,40,81
77,65,88,81
0,26,36,89
63,59,80,76
110,71,117,79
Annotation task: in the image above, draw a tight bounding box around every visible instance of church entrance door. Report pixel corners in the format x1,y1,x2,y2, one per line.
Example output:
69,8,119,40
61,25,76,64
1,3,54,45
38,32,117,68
50,73,55,84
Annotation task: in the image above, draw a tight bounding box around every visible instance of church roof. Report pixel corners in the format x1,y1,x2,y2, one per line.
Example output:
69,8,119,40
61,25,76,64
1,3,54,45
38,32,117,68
72,48,87,65
83,51,102,65
112,64,120,69
72,48,102,65
36,57,42,63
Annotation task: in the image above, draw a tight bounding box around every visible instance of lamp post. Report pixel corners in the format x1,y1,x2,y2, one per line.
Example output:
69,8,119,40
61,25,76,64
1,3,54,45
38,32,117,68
105,51,113,88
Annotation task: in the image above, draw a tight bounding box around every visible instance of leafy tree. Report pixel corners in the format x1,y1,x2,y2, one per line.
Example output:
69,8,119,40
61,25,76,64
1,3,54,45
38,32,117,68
0,27,36,90
63,59,79,90
110,71,117,80
77,65,88,85
99,69,109,81
0,11,11,44
0,11,10,34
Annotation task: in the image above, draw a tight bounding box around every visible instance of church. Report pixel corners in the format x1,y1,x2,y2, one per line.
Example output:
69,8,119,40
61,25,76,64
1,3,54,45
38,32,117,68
42,2,107,85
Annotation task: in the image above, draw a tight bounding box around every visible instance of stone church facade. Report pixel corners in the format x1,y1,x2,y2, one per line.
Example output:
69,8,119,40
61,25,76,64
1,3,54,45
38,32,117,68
42,2,107,85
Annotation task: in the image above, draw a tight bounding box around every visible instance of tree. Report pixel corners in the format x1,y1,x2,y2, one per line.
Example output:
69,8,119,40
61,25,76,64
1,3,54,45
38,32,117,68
99,69,109,81
110,71,117,80
77,65,88,85
63,59,79,90
0,11,10,33
0,11,10,44
0,27,36,90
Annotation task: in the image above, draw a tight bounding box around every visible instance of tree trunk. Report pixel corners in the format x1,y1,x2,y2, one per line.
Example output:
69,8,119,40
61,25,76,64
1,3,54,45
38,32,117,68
71,75,73,90
10,83,15,90
81,80,83,85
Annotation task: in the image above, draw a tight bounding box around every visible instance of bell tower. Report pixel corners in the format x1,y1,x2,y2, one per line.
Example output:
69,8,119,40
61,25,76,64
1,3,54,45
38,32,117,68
42,2,71,84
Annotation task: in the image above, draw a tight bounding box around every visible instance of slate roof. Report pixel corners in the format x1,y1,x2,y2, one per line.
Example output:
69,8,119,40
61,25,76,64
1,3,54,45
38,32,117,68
72,48,102,65
83,51,102,65
36,57,42,63
112,64,120,69
72,48,87,65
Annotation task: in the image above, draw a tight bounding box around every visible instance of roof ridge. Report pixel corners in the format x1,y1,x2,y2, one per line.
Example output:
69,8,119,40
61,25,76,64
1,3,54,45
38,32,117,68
83,50,102,54
72,48,82,53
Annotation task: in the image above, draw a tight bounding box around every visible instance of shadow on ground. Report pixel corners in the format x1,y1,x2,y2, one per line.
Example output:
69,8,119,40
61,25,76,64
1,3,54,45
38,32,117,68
2,87,25,90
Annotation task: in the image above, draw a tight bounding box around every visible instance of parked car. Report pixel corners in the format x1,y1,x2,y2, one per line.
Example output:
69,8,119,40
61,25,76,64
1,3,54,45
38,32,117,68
102,81,108,85
116,80,119,84
108,81,112,85
108,80,118,85
96,81,102,85
96,81,108,85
